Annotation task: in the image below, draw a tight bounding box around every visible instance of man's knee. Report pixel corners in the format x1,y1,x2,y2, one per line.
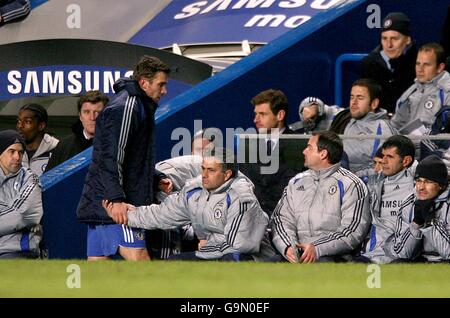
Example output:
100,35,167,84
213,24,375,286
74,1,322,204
119,247,150,261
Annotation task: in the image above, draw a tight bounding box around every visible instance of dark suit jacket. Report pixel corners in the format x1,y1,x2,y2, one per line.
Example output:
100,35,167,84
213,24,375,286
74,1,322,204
239,128,306,216
45,121,93,172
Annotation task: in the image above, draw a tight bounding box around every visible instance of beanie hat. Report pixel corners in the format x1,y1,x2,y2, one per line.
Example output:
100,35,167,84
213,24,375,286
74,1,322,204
298,96,325,121
415,155,448,185
382,12,411,36
0,130,25,155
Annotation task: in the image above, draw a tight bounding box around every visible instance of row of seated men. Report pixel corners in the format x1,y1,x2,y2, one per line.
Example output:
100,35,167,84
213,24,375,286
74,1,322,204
292,42,450,179
104,132,450,264
2,121,449,264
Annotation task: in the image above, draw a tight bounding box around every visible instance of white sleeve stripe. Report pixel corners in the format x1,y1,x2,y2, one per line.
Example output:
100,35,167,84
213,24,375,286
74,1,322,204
116,96,135,186
271,190,292,248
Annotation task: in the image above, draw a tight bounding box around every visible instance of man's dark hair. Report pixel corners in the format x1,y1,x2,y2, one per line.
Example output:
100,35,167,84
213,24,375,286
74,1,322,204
132,55,170,81
251,89,289,121
77,90,110,112
419,42,447,66
19,103,48,124
312,130,343,164
381,135,415,166
204,147,238,178
352,78,382,103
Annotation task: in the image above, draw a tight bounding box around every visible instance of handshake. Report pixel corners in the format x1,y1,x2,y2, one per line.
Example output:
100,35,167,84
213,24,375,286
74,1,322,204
102,200,136,225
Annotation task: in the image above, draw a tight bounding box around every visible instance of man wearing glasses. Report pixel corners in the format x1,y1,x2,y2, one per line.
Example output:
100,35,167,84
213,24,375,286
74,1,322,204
390,155,450,262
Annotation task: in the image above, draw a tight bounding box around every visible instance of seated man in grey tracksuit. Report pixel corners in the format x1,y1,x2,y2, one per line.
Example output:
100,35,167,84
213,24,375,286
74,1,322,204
359,135,417,263
389,155,450,262
0,130,43,259
271,131,371,263
104,147,274,261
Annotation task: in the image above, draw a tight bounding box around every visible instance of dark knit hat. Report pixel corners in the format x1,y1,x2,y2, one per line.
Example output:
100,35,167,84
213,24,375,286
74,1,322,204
382,12,411,36
0,130,25,155
415,155,448,185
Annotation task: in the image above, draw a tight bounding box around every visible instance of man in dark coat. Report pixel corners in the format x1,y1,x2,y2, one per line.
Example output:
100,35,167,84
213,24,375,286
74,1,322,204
76,56,171,261
362,12,417,115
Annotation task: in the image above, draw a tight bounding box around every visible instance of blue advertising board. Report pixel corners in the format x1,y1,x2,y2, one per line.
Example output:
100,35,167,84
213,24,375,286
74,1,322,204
130,0,344,47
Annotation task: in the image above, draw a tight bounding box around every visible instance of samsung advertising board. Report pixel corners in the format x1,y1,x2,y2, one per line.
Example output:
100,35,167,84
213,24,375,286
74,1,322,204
0,39,212,114
130,0,344,47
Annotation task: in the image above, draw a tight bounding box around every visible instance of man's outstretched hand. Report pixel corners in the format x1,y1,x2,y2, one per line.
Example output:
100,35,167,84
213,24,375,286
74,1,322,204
158,178,173,194
102,200,135,225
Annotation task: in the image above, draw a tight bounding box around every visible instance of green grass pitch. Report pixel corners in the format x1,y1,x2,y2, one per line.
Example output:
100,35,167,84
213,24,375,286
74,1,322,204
1,260,450,297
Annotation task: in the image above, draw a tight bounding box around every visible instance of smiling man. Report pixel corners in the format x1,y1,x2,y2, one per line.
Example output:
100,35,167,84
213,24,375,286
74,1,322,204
0,130,43,259
390,155,450,262
362,12,417,115
77,56,171,261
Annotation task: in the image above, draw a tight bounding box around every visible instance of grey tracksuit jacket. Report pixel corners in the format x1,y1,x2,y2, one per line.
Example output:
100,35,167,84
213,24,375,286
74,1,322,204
391,71,450,130
127,173,273,260
270,164,371,260
343,109,397,176
154,155,202,202
22,133,59,176
0,167,43,256
361,163,416,263
388,188,450,262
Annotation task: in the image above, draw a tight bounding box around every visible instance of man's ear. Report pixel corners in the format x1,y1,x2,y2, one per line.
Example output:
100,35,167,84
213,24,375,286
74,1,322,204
224,169,233,181
370,98,380,112
319,149,329,161
402,155,413,168
437,62,446,74
277,109,286,122
138,78,147,90
38,121,46,132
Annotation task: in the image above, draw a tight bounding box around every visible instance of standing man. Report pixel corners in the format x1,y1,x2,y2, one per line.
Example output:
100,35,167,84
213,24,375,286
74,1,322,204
77,56,170,261
360,135,416,263
362,12,417,115
391,43,450,131
45,90,109,171
271,131,371,263
0,130,43,259
240,89,302,216
16,103,59,176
